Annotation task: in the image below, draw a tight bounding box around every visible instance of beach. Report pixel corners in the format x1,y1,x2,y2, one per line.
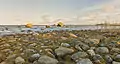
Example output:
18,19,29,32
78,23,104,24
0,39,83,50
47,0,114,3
0,29,120,64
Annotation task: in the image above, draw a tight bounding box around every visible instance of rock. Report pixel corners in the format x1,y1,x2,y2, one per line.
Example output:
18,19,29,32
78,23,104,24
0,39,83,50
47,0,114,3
38,55,58,64
76,43,90,51
0,53,6,63
88,39,100,46
61,37,68,40
69,33,77,38
71,51,88,62
114,54,120,62
92,54,105,64
87,49,95,56
95,47,109,54
29,53,40,63
90,47,96,50
15,57,25,64
113,61,120,64
104,55,113,64
111,48,120,53
107,42,118,49
77,59,93,64
23,49,36,57
75,45,83,51
55,47,74,56
61,43,70,47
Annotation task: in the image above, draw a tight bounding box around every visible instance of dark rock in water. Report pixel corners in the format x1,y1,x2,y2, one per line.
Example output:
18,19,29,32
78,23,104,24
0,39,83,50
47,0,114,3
104,55,113,64
113,61,120,64
76,59,93,64
95,47,109,54
114,54,120,62
28,53,40,63
55,47,74,56
71,51,88,62
92,54,106,64
38,55,58,64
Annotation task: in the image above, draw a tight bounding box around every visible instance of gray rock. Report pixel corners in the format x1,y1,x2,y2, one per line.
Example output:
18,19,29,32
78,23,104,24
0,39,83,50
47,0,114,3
88,39,100,46
87,49,95,56
76,43,90,51
113,61,120,64
104,55,113,64
15,57,25,64
29,53,40,63
77,59,93,64
92,54,105,64
61,43,70,47
95,47,109,54
75,45,83,51
71,52,88,62
114,54,120,62
38,55,58,64
55,47,74,56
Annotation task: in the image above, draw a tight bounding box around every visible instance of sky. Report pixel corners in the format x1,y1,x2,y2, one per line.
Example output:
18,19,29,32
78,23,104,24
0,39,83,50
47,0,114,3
0,0,120,25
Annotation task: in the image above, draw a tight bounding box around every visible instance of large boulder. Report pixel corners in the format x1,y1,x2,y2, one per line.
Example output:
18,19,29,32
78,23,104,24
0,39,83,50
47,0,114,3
38,55,58,64
77,59,93,64
55,47,74,56
95,47,109,54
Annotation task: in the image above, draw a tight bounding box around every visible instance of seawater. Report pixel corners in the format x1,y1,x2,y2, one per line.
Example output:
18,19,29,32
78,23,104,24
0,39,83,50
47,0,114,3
0,25,101,36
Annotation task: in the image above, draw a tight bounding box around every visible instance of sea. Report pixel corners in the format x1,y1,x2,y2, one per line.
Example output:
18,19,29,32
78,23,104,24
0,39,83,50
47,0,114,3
0,25,106,36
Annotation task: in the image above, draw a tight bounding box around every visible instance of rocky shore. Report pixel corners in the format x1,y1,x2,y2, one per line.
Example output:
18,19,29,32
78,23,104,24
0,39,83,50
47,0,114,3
0,30,120,64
